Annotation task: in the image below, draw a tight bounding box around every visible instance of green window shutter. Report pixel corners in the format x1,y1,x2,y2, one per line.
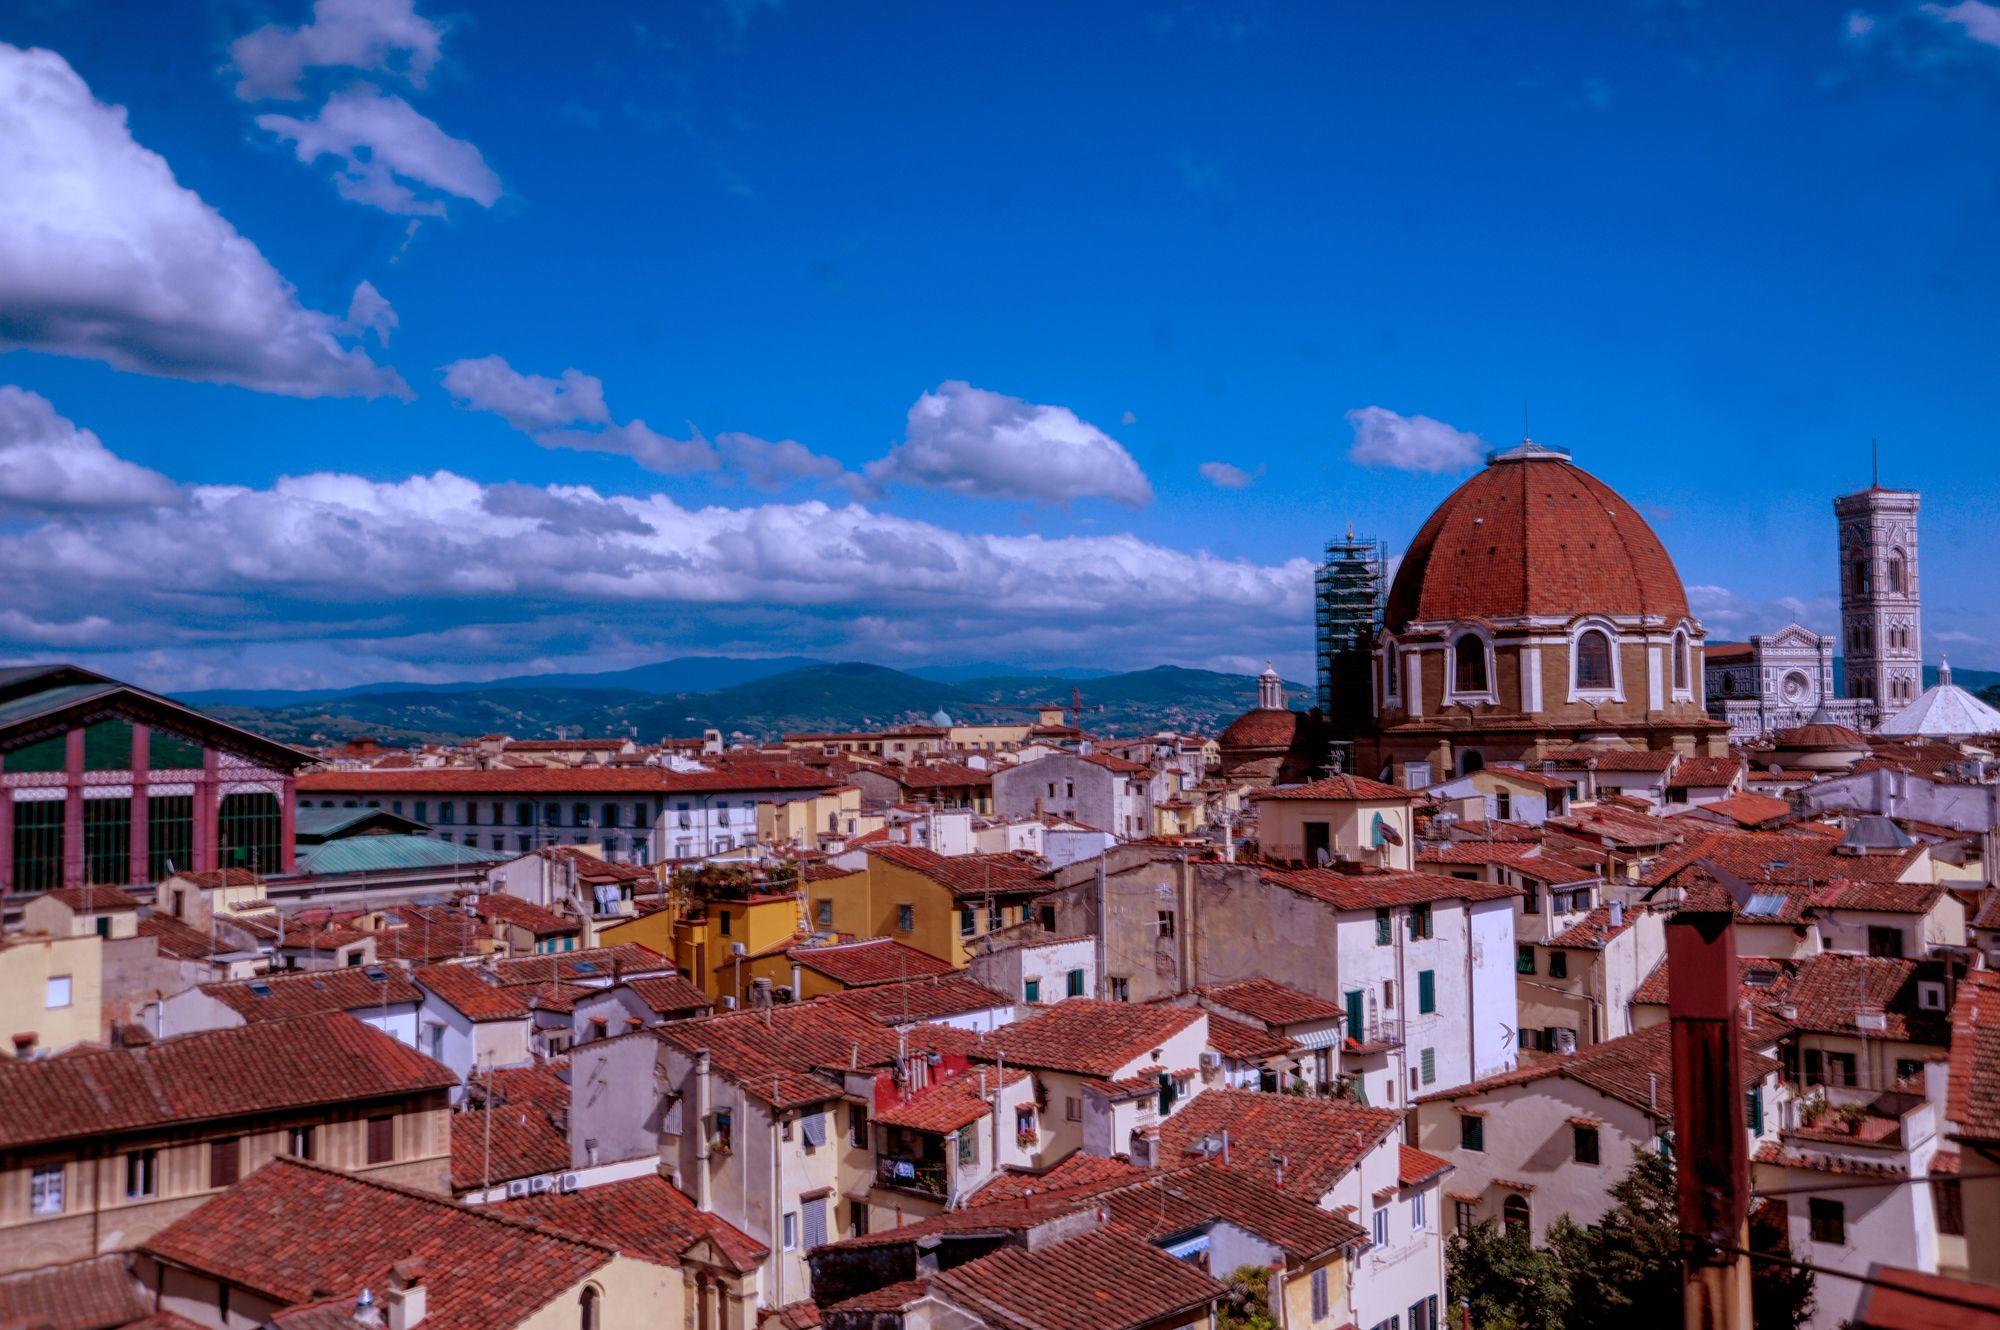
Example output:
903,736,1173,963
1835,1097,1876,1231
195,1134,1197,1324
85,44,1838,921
1746,1087,1764,1135
1345,989,1365,1037
1517,945,1536,975
1461,1115,1483,1151
1024,978,1040,1003
1375,908,1392,946
1418,970,1436,1014
1420,1048,1436,1085
1066,969,1084,997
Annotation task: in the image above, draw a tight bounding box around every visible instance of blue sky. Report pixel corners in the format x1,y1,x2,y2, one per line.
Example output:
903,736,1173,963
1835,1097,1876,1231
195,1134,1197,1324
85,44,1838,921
2,0,1998,691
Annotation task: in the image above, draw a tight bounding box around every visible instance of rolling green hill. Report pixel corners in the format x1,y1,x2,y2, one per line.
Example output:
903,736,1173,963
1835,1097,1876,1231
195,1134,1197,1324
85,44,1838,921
191,659,1310,746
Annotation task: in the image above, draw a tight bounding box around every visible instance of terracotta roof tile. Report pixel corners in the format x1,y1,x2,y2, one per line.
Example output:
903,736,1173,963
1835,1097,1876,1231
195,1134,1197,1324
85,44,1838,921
618,975,713,1016
144,1158,632,1330
1415,1024,1776,1120
867,845,1049,899
1201,1011,1301,1062
788,937,957,987
470,893,580,936
1091,1160,1369,1261
1264,865,1517,909
1689,793,1792,828
0,1255,149,1330
1949,970,2000,1145
651,1002,902,1108
1158,1089,1399,1198
977,1000,1201,1078
1672,756,1746,787
1190,978,1346,1029
931,1226,1224,1330
450,1067,569,1191
200,966,422,1023
1251,774,1412,802
414,963,533,1021
0,1012,454,1149
1400,1145,1452,1187
876,1067,1030,1134
967,1154,1151,1207
39,886,142,913
485,944,671,987
822,975,1013,1026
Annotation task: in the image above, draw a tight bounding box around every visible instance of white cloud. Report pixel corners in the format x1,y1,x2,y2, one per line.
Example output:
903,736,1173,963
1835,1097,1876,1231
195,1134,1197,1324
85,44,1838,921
866,381,1153,507
229,0,446,101
716,431,871,496
1923,0,2000,46
536,419,720,475
0,45,407,399
442,355,609,433
1345,406,1485,474
257,84,500,216
1685,584,1837,640
343,280,397,346
1848,11,1879,37
0,413,1312,688
0,386,180,514
1199,461,1259,490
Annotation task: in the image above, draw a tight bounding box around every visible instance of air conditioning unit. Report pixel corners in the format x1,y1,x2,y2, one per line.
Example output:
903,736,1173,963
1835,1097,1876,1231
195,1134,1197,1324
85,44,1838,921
505,1179,531,1199
722,996,737,1010
559,1173,582,1193
1198,1051,1222,1072
1855,1011,1888,1032
530,1175,554,1194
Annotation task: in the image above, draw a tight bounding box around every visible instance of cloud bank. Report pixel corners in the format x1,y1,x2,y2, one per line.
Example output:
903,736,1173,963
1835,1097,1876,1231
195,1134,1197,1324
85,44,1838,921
868,381,1154,507
1345,406,1485,474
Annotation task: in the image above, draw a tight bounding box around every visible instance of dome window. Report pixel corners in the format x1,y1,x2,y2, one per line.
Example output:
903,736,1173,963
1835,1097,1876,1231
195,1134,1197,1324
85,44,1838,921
1575,629,1615,691
1672,631,1690,694
1452,634,1490,695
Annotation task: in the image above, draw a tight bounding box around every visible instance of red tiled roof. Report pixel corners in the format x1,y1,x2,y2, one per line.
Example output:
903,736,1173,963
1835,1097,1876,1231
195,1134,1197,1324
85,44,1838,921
1264,864,1517,909
1545,904,1639,950
1643,829,1924,888
201,966,422,1022
1416,1024,1776,1121
1781,954,1950,1046
652,1002,902,1108
1092,1160,1370,1262
1251,774,1413,802
144,1158,632,1330
931,1226,1224,1330
1689,793,1791,828
470,893,580,936
1672,756,1746,787
0,1012,454,1149
1075,751,1155,776
0,1254,149,1330
1546,748,1678,773
978,1000,1201,1078
415,963,533,1021
138,914,254,960
823,975,1014,1026
876,1067,1030,1134
39,886,142,913
1159,1089,1399,1199
1400,1145,1452,1187
788,937,957,987
485,944,671,986
867,844,1049,898
298,764,834,794
619,974,713,1016
1629,956,1799,1010
1385,451,1690,628
767,1301,824,1330
1951,969,2000,1145
1854,1264,2000,1330
1202,1011,1300,1062
1546,804,1683,848
497,1174,768,1274
1417,844,1587,880
1194,978,1347,1028
1478,767,1579,792
894,762,995,790
451,1072,569,1191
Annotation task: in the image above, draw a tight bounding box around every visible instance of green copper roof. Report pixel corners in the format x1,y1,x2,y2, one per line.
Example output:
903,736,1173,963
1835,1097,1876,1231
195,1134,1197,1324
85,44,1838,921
296,834,505,877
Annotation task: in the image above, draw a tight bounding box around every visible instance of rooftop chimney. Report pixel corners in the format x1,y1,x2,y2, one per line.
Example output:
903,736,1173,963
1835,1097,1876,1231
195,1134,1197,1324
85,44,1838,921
387,1259,426,1330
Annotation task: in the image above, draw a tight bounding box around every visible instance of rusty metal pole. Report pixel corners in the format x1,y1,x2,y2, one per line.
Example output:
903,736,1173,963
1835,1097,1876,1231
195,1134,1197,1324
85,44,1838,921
1667,905,1751,1330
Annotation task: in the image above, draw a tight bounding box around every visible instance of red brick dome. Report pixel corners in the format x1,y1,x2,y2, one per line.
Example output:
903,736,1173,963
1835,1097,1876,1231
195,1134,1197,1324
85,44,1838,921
1218,708,1300,751
1385,444,1692,631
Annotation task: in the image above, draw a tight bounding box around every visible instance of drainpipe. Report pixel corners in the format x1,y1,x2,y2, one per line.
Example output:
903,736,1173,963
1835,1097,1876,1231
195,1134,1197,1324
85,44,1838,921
692,1049,712,1210
1464,901,1479,1077
1093,857,1109,995
1178,855,1197,991
769,1101,784,1308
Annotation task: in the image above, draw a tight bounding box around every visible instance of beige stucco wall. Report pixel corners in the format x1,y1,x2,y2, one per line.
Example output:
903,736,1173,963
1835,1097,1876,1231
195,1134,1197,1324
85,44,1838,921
1257,798,1414,871
0,933,104,1056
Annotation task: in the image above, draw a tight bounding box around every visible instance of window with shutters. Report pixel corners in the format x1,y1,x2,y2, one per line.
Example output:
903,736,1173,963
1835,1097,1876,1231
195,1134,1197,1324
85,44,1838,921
800,1110,827,1149
1408,903,1432,940
1344,990,1365,1040
1419,1048,1436,1085
209,1137,240,1188
1417,970,1435,1014
802,1196,827,1250
1024,978,1041,1003
1517,945,1536,975
1809,1198,1845,1245
1460,1115,1484,1152
367,1116,395,1164
1311,1268,1330,1320
1067,969,1085,997
1375,908,1392,946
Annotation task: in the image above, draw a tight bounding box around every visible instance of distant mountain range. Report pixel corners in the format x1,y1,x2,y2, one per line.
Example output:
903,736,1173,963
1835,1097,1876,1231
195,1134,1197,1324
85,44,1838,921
182,658,1305,747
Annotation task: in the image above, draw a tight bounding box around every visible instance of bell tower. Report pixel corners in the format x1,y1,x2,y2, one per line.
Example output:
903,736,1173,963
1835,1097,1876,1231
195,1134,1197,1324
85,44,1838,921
1833,479,1921,715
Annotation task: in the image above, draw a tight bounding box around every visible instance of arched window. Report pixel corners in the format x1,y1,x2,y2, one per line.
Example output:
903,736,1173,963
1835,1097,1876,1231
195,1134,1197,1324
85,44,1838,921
1888,551,1907,595
1575,630,1614,691
579,1285,601,1330
1459,749,1484,776
1453,635,1489,694
1503,1195,1531,1233
1383,639,1400,699
1673,632,1690,693
1849,555,1871,596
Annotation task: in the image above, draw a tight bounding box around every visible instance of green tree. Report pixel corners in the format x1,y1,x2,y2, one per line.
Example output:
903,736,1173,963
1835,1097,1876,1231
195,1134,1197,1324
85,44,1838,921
1446,1219,1571,1330
1447,1148,1814,1330
1216,1264,1277,1330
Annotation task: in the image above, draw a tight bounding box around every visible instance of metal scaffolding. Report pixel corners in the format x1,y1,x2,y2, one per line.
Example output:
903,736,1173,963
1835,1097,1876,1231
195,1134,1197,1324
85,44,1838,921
1314,533,1386,726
